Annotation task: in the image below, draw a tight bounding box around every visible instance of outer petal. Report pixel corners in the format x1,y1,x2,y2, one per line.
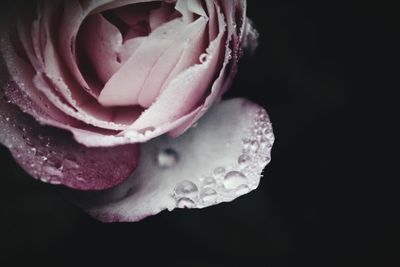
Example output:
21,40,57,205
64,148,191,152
66,98,274,222
0,80,140,191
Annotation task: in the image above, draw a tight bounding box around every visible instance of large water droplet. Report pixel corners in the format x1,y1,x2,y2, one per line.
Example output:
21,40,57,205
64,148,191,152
174,180,198,198
176,197,196,208
238,154,251,168
200,188,217,203
157,148,179,168
223,171,247,190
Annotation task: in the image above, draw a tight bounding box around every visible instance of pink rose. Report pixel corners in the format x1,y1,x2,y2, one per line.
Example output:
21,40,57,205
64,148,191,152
0,0,273,222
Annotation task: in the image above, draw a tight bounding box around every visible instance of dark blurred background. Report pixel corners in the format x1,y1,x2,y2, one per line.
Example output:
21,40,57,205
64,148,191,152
0,1,392,266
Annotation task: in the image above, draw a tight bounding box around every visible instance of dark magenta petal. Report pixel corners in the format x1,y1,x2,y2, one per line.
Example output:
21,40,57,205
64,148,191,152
0,87,139,190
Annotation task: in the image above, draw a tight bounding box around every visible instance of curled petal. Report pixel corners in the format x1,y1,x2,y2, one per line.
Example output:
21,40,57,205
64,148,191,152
65,98,274,222
0,83,140,190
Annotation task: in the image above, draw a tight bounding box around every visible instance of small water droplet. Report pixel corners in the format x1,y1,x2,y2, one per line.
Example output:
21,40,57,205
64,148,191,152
157,148,179,168
242,138,251,144
202,176,216,187
200,188,217,203
213,166,226,177
235,184,250,195
223,171,247,190
35,147,48,157
62,154,79,169
174,180,198,198
176,197,195,208
199,53,208,63
238,154,251,168
250,140,259,151
46,156,62,169
261,155,271,163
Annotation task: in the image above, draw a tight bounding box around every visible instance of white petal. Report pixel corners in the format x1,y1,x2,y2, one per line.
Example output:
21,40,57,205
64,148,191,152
66,98,274,222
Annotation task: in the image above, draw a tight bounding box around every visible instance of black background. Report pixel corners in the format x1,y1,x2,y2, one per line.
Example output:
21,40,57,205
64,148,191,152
0,1,392,266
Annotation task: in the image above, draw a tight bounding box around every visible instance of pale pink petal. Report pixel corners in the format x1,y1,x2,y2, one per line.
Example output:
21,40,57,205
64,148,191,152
79,13,123,83
65,98,274,222
169,0,249,136
0,86,140,190
98,18,190,107
149,2,177,30
242,17,259,54
124,1,226,130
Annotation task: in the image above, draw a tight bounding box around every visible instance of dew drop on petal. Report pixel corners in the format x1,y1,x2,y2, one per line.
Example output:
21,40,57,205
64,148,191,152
213,166,226,177
157,148,179,168
199,188,217,203
202,176,216,187
62,154,79,170
174,180,198,198
176,197,196,208
250,140,259,151
238,154,251,168
235,184,250,195
199,53,208,63
223,171,247,190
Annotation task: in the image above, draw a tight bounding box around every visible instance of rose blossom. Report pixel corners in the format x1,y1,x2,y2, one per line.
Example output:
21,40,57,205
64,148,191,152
0,0,273,222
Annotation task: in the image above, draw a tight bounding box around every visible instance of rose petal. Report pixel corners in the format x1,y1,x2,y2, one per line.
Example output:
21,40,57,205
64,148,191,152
65,98,274,222
123,1,226,130
0,70,139,190
79,13,123,84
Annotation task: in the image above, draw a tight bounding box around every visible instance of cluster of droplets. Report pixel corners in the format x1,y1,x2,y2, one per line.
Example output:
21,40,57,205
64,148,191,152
167,109,274,209
21,130,84,184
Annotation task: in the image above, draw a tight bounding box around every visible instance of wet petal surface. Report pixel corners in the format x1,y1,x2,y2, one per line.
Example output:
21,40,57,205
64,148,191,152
66,98,274,222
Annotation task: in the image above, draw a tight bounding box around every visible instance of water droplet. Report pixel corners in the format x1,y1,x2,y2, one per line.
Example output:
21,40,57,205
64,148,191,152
242,148,250,154
35,147,48,157
213,166,226,177
202,176,216,187
242,138,251,144
235,184,250,195
199,53,208,63
200,188,217,203
261,155,271,163
176,197,195,208
250,140,259,151
157,148,179,168
238,154,251,168
62,154,79,169
174,180,198,198
42,164,63,177
46,156,62,169
223,171,247,190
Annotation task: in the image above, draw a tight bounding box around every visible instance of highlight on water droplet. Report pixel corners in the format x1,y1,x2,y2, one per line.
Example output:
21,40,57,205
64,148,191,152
157,148,179,168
